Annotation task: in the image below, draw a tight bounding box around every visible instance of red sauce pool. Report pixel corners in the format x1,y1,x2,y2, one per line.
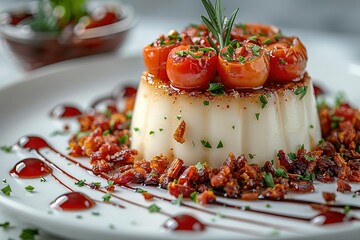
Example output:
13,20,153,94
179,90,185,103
50,105,82,118
163,214,206,231
10,158,52,178
50,192,95,211
311,211,355,225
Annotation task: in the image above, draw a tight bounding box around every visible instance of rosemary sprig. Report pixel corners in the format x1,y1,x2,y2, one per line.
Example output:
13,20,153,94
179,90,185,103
201,0,239,53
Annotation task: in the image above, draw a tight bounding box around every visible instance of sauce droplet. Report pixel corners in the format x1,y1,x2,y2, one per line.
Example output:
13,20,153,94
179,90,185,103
10,158,52,178
50,192,95,211
18,136,49,150
163,214,206,231
50,105,82,118
311,211,355,225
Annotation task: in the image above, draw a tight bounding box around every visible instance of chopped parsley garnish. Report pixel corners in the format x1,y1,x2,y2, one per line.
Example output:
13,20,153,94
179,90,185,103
133,127,140,132
238,55,246,64
259,95,268,109
102,193,111,202
304,155,316,161
207,83,225,95
275,168,289,178
149,131,155,135
263,38,272,45
2,179,7,184
76,215,83,219
248,153,255,160
255,112,260,120
1,185,12,196
264,172,274,188
102,130,111,136
75,131,90,140
176,115,181,120
190,191,198,203
92,212,100,216
159,128,164,132
249,35,257,41
250,44,261,56
25,185,35,192
294,86,308,100
217,141,224,149
203,100,209,106
0,145,13,153
148,203,161,213
75,179,86,187
20,228,39,240
0,221,10,229
298,171,315,181
287,152,297,161
195,162,205,172
40,177,47,182
279,58,286,65
310,124,314,129
201,140,212,148
232,125,235,130
125,111,133,119
118,135,129,144
91,182,101,188
334,92,346,107
266,203,271,208
135,188,147,193
107,180,114,187
343,205,351,215
172,193,183,206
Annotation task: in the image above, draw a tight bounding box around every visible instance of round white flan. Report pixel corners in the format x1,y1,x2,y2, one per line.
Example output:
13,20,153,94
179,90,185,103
130,72,321,167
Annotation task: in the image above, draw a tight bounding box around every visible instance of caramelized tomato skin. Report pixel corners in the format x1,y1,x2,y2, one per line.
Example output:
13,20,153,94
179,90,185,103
166,45,217,91
217,44,270,89
143,42,180,82
267,36,308,82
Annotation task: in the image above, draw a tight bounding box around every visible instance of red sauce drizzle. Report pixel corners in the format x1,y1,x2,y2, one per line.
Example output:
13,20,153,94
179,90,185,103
311,211,356,225
50,105,82,118
10,158,52,178
50,192,95,211
163,214,206,231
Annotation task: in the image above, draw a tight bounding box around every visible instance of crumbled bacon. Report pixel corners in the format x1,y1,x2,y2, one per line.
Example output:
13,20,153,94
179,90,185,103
68,92,360,206
173,120,186,144
322,192,336,202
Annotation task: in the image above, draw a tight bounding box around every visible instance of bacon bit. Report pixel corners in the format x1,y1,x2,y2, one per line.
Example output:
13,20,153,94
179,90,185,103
142,192,154,200
168,182,194,198
241,192,259,201
337,179,352,193
197,190,216,205
262,184,286,200
289,180,314,193
173,120,186,144
92,159,112,175
322,192,336,202
310,203,330,213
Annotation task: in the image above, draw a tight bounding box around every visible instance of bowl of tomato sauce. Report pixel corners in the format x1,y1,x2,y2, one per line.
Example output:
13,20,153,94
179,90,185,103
0,0,136,70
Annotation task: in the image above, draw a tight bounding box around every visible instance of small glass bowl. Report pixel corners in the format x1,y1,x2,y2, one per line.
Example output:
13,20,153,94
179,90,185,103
0,1,136,70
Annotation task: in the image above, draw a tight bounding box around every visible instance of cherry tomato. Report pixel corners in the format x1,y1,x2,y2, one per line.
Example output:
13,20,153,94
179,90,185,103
143,31,181,81
166,45,217,90
86,11,119,29
217,42,270,89
266,36,307,82
231,23,280,45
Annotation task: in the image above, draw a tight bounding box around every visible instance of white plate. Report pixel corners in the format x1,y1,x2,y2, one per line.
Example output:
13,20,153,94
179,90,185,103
0,54,359,240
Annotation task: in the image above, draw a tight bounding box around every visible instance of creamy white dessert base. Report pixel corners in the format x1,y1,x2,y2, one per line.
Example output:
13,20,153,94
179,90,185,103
131,72,321,167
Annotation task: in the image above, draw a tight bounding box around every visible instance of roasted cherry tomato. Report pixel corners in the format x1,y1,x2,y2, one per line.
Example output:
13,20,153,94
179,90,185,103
266,36,307,82
143,30,181,81
182,24,215,47
217,41,270,89
166,45,217,90
231,23,280,45
86,11,119,29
